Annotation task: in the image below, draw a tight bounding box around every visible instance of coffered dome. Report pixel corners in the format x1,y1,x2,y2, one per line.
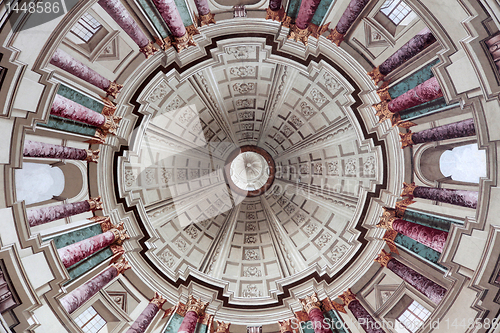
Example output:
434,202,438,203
2,0,500,332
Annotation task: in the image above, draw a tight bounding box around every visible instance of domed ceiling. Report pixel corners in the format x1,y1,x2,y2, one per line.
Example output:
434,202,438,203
106,23,400,322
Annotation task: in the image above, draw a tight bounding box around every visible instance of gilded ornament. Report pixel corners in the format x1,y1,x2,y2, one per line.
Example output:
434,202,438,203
265,7,285,22
372,100,393,123
101,115,122,135
216,321,231,333
87,196,103,210
395,198,415,216
309,22,330,39
401,182,417,198
111,256,131,274
186,295,208,316
150,292,167,309
299,292,321,314
105,81,123,99
367,66,385,85
139,41,159,59
377,208,397,230
326,27,344,46
198,12,216,26
173,32,196,52
294,310,309,323
377,86,391,101
338,288,356,306
288,25,310,46
85,149,100,163
374,249,393,267
278,319,293,333
399,131,415,149
109,222,130,246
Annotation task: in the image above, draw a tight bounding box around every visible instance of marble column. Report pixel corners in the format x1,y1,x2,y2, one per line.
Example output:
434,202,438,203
277,319,293,333
300,293,332,333
60,257,130,314
399,118,475,148
373,76,443,123
288,0,322,45
126,293,166,333
178,295,209,333
152,0,195,52
97,0,158,58
368,28,436,85
339,289,384,333
57,222,129,268
27,197,102,227
327,0,370,46
51,94,121,135
377,208,448,252
50,49,123,98
23,140,99,162
193,0,215,26
402,182,478,209
375,250,446,304
266,0,285,21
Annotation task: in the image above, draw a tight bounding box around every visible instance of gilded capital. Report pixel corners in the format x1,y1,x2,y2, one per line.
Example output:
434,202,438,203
395,198,415,216
199,12,216,26
326,27,344,46
101,115,122,135
150,292,167,309
87,196,103,211
139,41,159,59
186,295,208,316
309,22,330,39
372,100,393,123
367,66,385,85
377,208,397,229
338,289,356,306
216,321,231,333
105,81,123,99
401,182,417,198
375,249,393,267
85,149,100,163
265,7,285,22
111,256,131,274
278,319,293,333
173,32,196,52
109,222,130,246
392,112,416,128
299,292,321,314
377,86,391,102
399,131,414,149
288,25,310,46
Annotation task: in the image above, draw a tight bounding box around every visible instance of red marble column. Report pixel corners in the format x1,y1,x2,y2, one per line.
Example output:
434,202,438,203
373,77,443,123
23,140,99,162
375,250,446,304
377,212,448,253
288,0,322,45
98,0,157,58
400,118,475,148
328,0,370,46
50,49,123,98
57,222,129,268
193,0,215,26
51,94,105,126
368,28,437,84
339,289,384,333
60,257,130,314
402,182,478,209
178,295,208,333
126,293,166,333
50,94,121,135
152,0,195,52
299,293,333,333
27,197,102,227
